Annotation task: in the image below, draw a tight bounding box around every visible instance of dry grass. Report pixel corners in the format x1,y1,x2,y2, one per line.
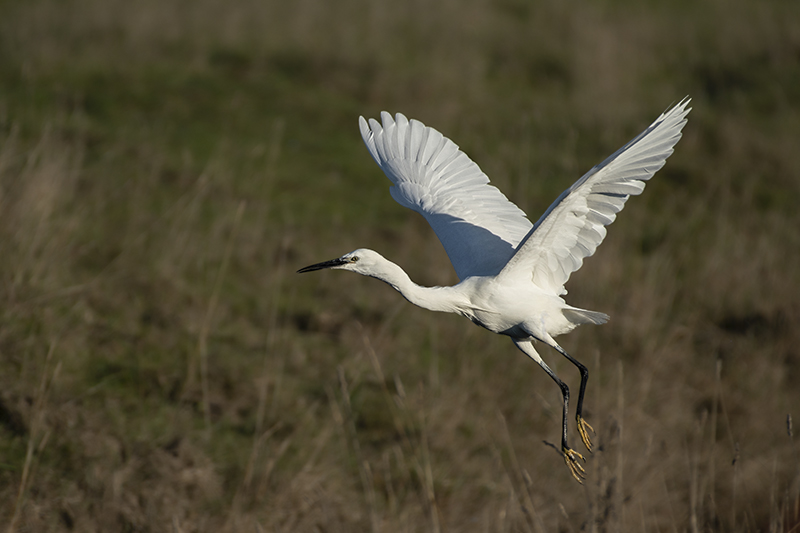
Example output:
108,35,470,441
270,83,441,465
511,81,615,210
1,0,800,531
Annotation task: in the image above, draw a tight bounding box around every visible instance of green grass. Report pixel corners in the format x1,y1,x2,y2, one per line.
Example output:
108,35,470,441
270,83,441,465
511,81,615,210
1,0,800,531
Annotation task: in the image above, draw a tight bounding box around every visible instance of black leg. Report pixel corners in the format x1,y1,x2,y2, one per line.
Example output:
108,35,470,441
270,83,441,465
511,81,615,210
513,339,586,482
537,359,570,450
553,345,595,452
536,356,586,482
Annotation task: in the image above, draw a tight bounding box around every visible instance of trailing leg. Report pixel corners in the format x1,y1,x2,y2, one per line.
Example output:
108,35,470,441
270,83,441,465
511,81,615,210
514,340,585,483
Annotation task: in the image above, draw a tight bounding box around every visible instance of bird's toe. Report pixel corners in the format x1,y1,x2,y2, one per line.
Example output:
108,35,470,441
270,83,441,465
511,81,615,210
577,415,595,453
562,446,586,483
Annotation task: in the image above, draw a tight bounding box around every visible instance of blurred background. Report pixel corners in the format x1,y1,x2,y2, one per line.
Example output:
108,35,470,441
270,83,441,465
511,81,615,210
1,0,799,531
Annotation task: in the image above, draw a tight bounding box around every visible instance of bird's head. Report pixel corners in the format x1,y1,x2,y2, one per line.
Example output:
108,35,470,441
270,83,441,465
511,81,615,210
297,248,386,277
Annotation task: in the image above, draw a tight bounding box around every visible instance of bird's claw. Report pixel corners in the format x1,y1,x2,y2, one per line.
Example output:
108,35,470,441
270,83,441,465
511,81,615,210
577,415,595,453
563,446,586,483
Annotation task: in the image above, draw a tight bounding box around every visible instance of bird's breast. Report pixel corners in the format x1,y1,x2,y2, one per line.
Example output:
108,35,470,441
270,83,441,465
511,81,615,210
454,276,569,339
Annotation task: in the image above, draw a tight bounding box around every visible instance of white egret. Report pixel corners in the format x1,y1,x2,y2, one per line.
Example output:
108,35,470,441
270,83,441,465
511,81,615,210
299,99,691,481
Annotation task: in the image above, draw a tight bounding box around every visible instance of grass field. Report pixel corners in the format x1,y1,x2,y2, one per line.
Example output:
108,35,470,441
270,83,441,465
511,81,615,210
1,0,800,531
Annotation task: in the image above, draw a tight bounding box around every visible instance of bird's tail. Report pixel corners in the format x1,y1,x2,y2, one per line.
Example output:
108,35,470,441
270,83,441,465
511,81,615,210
563,307,609,325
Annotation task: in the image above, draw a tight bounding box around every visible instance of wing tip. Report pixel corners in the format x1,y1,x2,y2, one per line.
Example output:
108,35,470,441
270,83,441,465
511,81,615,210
663,96,692,124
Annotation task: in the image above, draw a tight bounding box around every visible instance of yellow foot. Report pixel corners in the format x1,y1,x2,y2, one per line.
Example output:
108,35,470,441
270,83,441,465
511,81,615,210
576,415,595,453
563,446,586,483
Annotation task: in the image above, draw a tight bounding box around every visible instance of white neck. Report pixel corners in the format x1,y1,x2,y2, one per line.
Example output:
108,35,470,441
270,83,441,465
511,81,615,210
365,258,465,314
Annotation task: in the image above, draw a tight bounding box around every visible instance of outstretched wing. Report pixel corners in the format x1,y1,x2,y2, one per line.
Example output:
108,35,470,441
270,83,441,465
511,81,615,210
359,112,533,280
499,98,691,294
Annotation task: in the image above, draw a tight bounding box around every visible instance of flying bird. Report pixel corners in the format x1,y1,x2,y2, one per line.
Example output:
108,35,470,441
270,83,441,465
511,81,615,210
298,99,691,481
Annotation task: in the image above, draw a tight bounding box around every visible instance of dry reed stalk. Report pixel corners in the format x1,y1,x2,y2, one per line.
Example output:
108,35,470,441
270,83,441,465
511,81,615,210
171,515,185,533
6,341,60,533
198,200,246,432
496,412,544,533
789,414,800,532
360,327,410,443
240,217,290,495
418,415,441,533
615,360,625,531
360,330,446,531
660,470,680,533
335,366,380,533
708,358,721,523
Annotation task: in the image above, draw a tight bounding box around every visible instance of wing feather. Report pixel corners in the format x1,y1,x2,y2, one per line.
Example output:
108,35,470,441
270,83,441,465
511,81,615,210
499,98,691,294
360,113,533,279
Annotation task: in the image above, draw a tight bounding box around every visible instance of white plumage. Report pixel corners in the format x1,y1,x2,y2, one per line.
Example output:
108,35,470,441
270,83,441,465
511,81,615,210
299,99,691,481
360,111,532,280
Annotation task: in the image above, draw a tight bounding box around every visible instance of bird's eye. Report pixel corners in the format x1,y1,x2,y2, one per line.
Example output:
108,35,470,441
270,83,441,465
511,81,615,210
349,256,359,263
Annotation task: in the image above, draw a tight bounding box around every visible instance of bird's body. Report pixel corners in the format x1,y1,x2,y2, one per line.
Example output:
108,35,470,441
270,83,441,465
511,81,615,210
299,99,691,481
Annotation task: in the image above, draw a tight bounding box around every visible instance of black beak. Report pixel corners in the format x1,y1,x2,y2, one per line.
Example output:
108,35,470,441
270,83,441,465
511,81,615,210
297,257,348,273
